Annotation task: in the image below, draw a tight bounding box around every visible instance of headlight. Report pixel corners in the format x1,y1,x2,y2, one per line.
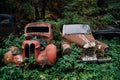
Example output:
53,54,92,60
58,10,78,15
104,47,109,53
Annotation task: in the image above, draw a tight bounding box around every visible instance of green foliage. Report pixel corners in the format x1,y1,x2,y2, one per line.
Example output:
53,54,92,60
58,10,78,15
0,65,24,80
24,69,50,80
61,0,120,29
106,0,120,19
0,36,120,79
1,0,120,29
0,34,25,65
103,13,115,25
62,0,107,29
19,3,35,19
0,0,120,79
3,34,25,48
54,44,82,71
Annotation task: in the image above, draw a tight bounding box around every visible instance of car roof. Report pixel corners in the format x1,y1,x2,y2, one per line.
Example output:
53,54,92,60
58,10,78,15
0,14,15,23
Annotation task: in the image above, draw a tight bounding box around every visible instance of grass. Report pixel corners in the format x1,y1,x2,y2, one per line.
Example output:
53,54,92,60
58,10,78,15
0,34,120,80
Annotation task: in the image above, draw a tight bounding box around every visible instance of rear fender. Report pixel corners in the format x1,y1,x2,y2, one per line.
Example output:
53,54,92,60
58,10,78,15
13,54,24,66
4,51,13,64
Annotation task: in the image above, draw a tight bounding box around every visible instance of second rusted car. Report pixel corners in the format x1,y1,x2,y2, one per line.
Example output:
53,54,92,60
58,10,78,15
61,24,111,61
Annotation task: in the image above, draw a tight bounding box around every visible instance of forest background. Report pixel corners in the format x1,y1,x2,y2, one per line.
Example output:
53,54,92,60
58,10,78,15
0,0,120,80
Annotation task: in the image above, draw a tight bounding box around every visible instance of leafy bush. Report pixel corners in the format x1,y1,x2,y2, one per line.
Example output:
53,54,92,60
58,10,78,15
0,0,120,79
0,36,120,79
0,65,24,80
3,34,25,48
103,13,115,25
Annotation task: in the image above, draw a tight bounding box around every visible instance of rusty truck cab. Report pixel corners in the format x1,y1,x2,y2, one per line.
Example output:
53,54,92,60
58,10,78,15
4,22,56,66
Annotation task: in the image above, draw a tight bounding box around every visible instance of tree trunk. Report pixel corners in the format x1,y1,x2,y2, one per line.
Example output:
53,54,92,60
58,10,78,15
41,0,47,19
34,6,40,20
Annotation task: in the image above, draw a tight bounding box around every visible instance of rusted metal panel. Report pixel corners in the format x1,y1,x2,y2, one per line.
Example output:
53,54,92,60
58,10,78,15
24,22,53,44
63,34,96,48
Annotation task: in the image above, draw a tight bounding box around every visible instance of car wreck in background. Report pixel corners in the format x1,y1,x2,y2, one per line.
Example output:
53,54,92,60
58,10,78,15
4,22,57,66
0,14,19,47
92,21,120,39
61,24,111,62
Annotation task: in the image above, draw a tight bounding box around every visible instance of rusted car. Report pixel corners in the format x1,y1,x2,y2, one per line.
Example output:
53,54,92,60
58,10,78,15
61,24,111,62
4,22,57,66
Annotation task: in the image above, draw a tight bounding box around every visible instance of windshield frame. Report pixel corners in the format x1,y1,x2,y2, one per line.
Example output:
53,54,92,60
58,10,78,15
26,26,49,33
62,24,91,35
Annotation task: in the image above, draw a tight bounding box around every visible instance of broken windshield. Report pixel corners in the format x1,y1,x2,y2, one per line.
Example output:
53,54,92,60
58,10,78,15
62,24,91,35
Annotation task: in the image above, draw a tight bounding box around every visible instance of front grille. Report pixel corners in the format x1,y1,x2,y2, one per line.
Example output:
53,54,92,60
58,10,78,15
25,43,35,58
